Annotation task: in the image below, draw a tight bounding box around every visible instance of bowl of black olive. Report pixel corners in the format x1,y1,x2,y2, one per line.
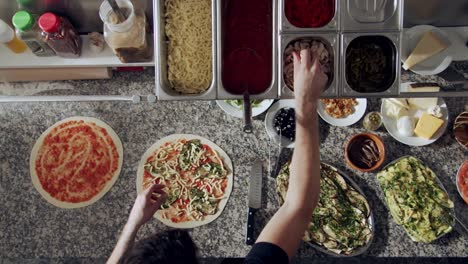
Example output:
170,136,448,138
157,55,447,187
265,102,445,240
265,100,296,148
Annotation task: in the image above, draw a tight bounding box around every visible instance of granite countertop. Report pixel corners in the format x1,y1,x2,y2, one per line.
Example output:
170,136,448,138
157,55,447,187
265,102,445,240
0,72,467,263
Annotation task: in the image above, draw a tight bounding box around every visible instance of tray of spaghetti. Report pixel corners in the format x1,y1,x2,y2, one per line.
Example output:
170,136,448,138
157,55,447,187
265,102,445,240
155,0,217,100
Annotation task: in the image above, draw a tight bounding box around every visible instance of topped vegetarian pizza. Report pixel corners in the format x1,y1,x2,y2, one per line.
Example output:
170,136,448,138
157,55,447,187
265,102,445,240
137,134,233,228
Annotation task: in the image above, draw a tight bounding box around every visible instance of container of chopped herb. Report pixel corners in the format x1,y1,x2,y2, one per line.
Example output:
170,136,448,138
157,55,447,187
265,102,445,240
363,111,382,131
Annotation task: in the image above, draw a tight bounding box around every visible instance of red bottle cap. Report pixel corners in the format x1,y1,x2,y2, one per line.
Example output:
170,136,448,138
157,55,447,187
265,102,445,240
38,12,61,33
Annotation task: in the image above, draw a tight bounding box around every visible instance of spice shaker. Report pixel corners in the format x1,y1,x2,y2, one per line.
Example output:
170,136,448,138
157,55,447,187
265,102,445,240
99,0,152,63
38,12,82,58
12,11,55,57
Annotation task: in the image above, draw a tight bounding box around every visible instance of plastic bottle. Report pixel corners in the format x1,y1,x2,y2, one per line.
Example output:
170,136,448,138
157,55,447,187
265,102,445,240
99,0,152,63
0,19,27,53
38,12,82,58
12,11,55,57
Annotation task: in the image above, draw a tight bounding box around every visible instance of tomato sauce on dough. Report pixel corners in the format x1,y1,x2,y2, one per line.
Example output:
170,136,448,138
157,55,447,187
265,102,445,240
35,120,119,203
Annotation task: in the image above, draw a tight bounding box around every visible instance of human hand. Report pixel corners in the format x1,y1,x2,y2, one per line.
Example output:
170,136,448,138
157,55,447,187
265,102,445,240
292,49,328,115
127,184,167,228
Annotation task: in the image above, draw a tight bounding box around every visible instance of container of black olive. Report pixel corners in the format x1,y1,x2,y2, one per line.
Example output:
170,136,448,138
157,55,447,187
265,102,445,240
265,100,296,148
341,33,400,97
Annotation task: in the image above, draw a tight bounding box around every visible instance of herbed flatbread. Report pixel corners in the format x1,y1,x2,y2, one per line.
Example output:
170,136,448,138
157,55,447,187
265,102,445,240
136,134,233,229
30,117,123,209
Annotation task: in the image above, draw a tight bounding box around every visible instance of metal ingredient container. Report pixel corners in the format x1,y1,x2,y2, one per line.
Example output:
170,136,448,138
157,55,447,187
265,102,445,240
155,0,217,100
217,0,278,100
279,0,339,33
341,32,401,97
341,0,402,32
279,33,339,99
272,160,375,257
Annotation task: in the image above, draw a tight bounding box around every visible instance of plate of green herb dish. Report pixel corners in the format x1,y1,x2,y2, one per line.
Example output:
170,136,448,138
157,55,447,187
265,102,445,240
216,99,274,119
376,156,455,243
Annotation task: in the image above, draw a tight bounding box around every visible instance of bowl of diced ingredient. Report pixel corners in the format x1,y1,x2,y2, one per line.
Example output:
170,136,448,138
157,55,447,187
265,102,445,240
265,100,296,148
217,99,274,119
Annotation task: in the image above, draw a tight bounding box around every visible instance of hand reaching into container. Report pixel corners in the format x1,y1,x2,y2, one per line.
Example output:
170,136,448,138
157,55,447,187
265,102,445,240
253,50,323,260
128,184,167,228
292,49,328,116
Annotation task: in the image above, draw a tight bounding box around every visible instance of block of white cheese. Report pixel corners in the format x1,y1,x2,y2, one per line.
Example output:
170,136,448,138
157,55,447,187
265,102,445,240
385,99,409,119
403,31,448,70
408,83,440,93
388,98,409,109
407,97,438,110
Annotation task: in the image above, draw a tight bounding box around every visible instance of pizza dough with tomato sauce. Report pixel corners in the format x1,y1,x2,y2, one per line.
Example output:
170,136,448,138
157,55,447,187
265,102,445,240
30,117,123,208
136,134,233,229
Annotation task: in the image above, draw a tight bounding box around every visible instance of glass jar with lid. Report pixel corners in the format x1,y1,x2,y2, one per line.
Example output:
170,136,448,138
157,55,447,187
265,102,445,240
99,0,152,63
38,12,82,58
12,10,55,57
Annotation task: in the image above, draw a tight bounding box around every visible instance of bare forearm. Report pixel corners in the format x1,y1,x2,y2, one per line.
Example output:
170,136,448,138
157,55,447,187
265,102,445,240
288,104,321,211
256,104,320,258
107,222,140,264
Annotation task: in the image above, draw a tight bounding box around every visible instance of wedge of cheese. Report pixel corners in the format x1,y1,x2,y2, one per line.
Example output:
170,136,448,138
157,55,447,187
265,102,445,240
403,31,448,70
414,113,444,139
385,99,409,119
408,83,440,93
408,97,438,110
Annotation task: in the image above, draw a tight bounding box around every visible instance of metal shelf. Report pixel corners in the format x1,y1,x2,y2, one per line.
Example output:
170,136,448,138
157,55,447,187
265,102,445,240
0,35,154,69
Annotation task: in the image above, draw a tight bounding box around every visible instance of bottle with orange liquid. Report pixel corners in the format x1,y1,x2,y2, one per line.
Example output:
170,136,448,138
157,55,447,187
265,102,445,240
0,18,28,53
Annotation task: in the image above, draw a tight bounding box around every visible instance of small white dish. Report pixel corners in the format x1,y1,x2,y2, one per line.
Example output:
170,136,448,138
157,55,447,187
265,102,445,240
265,100,295,148
401,25,453,75
216,99,274,119
381,98,449,147
317,98,367,127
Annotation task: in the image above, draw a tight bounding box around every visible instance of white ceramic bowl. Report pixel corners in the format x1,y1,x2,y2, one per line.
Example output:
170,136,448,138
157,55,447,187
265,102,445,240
265,100,295,148
216,99,274,119
381,98,449,147
317,98,367,127
401,25,453,75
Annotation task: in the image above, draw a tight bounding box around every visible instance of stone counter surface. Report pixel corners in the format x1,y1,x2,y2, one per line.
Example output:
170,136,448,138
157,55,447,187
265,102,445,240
0,94,467,262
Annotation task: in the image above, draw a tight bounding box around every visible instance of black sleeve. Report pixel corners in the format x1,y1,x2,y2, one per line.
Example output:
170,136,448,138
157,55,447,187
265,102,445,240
243,242,289,264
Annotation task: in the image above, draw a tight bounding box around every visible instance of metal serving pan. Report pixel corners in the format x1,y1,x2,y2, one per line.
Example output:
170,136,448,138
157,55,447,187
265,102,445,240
376,156,468,242
341,0,402,32
216,0,278,100
279,0,339,33
279,33,340,99
271,159,375,257
154,0,217,100
340,32,401,97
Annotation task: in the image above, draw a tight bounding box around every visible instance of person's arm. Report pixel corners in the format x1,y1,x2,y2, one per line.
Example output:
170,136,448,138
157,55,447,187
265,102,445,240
107,184,167,264
255,49,328,259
